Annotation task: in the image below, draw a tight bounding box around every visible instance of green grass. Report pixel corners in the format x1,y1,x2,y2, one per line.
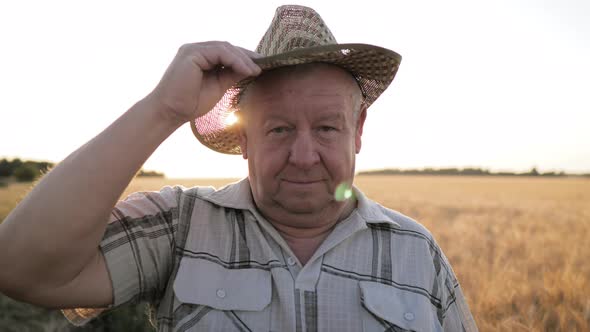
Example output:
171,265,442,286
0,294,154,331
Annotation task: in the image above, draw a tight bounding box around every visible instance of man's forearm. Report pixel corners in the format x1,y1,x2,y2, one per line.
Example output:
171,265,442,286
0,95,183,297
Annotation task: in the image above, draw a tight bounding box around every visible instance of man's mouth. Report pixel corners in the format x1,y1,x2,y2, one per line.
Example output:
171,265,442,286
282,179,323,185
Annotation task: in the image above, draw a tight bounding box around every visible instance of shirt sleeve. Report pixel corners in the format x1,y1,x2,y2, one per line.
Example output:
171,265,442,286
62,185,184,326
438,250,479,332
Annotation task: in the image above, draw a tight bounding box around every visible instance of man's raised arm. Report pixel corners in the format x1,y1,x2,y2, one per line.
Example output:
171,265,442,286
0,42,260,308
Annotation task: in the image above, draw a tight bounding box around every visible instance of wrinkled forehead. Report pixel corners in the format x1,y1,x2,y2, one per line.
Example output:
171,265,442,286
239,63,362,111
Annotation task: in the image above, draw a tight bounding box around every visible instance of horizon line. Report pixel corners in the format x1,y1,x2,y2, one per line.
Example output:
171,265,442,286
1,155,589,176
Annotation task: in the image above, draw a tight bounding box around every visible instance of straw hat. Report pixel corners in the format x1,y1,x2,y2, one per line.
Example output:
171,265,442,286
191,5,402,154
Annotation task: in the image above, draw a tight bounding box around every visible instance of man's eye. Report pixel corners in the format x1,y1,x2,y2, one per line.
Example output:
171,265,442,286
270,127,289,134
318,126,337,132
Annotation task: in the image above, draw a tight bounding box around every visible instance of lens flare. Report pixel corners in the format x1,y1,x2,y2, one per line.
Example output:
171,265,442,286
225,112,238,125
334,182,354,202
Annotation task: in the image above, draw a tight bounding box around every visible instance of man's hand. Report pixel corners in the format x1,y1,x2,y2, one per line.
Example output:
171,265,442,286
148,41,262,125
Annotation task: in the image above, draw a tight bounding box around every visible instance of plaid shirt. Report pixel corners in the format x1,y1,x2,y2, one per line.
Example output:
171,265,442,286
62,178,477,331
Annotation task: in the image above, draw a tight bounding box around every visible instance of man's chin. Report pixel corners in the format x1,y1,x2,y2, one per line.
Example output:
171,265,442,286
274,198,331,215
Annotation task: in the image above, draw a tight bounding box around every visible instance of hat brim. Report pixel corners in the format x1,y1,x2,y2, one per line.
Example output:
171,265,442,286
191,43,402,154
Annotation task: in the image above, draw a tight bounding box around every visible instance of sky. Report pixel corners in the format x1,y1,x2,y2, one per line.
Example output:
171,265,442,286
1,0,589,178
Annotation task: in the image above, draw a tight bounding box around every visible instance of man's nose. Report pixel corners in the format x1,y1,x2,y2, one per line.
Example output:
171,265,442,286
288,131,320,169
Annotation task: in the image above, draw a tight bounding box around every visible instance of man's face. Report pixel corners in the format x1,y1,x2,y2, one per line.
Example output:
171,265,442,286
239,64,366,226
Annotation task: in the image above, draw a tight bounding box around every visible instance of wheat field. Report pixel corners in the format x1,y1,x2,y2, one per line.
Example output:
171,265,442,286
1,175,589,331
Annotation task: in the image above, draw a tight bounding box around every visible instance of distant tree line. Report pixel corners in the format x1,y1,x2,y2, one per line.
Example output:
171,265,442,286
136,169,165,178
0,158,54,182
0,158,165,183
358,167,590,177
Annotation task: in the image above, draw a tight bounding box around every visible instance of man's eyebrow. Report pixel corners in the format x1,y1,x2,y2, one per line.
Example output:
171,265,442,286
315,112,346,122
261,114,290,125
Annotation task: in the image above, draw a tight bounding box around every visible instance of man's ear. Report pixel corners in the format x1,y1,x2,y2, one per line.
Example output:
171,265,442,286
239,126,248,159
355,107,367,154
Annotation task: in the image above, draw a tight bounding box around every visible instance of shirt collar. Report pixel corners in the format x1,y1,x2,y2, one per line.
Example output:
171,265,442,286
200,177,400,228
352,187,401,227
200,177,256,211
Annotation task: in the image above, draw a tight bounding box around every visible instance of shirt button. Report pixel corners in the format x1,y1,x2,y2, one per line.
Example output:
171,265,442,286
216,289,226,299
404,312,415,321
287,257,296,266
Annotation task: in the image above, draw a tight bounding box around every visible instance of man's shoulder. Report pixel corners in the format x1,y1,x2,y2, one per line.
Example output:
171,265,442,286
147,183,220,203
364,198,436,243
175,184,217,198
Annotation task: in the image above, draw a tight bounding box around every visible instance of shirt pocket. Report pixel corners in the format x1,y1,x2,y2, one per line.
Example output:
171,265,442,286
359,281,443,332
172,258,272,331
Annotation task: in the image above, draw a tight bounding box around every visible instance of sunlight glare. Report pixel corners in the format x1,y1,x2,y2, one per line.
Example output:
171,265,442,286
225,112,238,126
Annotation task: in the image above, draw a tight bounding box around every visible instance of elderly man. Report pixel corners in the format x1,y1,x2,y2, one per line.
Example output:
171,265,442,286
0,5,477,332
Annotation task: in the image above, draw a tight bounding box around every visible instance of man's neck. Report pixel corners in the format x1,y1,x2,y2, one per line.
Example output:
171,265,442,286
267,199,356,265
